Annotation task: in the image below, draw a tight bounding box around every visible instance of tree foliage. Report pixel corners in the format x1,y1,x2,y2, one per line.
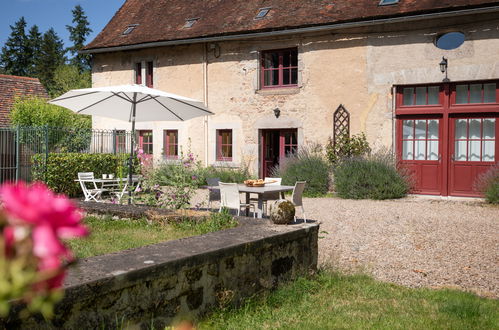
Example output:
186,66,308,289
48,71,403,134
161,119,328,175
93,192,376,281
51,64,91,97
37,29,66,97
26,25,42,77
66,5,92,72
10,97,90,129
0,17,30,76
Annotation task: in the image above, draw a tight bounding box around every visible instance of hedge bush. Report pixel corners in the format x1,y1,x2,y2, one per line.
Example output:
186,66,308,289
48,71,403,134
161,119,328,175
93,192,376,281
32,153,137,197
333,151,410,200
476,164,499,204
272,147,331,197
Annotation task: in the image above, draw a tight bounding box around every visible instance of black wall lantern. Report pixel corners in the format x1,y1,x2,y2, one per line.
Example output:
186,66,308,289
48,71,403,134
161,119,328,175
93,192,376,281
273,107,281,118
439,57,450,82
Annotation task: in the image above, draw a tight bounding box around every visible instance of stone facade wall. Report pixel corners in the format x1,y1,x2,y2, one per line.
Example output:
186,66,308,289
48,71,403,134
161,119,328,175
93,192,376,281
91,16,499,174
4,222,319,329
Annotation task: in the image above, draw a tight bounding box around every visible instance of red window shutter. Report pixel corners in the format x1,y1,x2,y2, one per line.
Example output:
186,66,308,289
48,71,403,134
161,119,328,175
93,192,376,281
146,61,153,88
135,63,142,85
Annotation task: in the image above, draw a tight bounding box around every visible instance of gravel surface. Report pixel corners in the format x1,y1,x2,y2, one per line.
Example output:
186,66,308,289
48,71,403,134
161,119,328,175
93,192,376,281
192,190,499,298
306,196,499,298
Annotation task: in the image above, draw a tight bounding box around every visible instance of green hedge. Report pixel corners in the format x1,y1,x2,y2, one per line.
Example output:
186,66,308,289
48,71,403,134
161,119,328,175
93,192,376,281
32,153,137,197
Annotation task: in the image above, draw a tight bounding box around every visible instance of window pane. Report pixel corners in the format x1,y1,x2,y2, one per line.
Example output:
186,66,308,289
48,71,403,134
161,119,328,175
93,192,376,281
291,132,297,144
168,145,176,156
415,120,426,139
291,68,298,84
283,52,290,67
470,84,482,103
428,120,439,139
455,119,467,140
468,140,480,161
222,145,232,158
264,70,279,86
428,86,440,104
482,141,495,162
264,53,278,69
469,119,481,139
415,140,426,160
416,87,427,105
291,51,298,66
402,140,413,160
428,141,439,160
484,83,496,103
456,85,468,104
455,141,467,161
403,88,414,106
483,119,495,139
403,120,414,139
283,69,290,85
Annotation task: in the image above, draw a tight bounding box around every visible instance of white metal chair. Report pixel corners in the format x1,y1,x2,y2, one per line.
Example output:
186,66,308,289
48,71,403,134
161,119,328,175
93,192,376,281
219,182,256,218
206,177,221,210
291,181,307,223
77,172,104,202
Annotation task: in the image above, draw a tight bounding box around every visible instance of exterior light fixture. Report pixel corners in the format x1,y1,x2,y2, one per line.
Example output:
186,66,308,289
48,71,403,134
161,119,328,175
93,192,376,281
273,108,281,118
439,57,450,82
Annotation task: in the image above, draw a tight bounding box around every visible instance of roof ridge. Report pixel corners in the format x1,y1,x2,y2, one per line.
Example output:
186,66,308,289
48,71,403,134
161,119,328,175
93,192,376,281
0,74,42,82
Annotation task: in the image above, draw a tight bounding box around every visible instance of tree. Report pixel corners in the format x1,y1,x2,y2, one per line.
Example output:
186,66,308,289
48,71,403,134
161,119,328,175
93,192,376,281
51,64,91,97
26,25,42,77
36,28,66,96
0,17,30,76
66,5,92,72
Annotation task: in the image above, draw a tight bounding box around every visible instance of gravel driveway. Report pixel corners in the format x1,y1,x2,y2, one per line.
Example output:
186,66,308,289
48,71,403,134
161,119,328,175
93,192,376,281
192,190,498,297
303,196,499,298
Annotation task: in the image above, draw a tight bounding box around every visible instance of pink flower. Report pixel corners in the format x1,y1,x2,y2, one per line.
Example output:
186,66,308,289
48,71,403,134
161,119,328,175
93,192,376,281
0,181,88,289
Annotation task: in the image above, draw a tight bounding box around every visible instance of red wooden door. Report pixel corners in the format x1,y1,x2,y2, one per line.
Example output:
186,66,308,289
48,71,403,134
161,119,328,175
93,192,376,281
449,115,498,196
398,117,442,194
260,129,298,178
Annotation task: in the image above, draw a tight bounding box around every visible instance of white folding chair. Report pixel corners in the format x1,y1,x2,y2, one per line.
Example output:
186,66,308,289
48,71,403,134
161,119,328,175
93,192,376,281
219,182,256,218
77,172,103,202
291,181,307,223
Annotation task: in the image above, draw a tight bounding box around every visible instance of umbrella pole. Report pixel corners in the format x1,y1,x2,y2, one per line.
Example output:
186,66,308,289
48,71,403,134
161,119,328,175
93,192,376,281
128,93,137,205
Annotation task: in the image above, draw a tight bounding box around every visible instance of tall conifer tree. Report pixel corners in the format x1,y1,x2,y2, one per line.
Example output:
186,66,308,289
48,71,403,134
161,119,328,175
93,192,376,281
66,5,92,72
37,28,66,96
26,25,42,77
0,17,29,76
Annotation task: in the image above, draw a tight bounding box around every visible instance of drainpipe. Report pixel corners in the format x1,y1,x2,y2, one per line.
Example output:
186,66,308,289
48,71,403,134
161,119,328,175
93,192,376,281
391,86,397,155
203,43,209,167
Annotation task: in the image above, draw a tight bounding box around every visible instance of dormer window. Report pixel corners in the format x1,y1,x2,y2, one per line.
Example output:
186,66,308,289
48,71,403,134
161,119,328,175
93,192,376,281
379,0,399,5
122,24,139,35
184,18,199,28
255,7,271,19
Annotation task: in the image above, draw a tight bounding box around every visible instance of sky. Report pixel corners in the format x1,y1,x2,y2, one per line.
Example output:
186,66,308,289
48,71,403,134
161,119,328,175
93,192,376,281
0,0,126,49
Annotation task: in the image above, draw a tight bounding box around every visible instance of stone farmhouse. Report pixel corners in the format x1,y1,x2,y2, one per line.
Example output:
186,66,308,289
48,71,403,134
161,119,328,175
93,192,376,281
83,0,499,197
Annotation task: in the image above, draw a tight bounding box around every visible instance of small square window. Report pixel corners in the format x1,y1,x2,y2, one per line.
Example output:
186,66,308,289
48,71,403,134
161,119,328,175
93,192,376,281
184,18,199,28
122,24,139,35
255,8,271,19
261,48,298,89
164,130,178,159
379,0,399,5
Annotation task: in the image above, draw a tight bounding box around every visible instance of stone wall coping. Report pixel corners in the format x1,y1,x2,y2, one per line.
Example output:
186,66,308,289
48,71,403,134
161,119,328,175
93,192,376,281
64,221,319,291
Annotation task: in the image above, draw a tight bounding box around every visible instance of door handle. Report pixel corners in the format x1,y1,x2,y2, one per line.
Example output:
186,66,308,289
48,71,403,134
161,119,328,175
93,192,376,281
451,155,455,161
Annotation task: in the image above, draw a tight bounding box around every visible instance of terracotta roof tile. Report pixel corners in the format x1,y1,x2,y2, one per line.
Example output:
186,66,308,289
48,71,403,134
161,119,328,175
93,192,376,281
85,0,499,51
0,75,48,127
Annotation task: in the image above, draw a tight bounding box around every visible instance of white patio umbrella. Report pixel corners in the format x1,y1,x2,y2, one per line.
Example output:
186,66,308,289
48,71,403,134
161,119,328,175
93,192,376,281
49,84,213,203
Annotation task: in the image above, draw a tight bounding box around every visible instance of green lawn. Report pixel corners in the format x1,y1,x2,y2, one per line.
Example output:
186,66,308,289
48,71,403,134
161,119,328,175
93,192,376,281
199,271,498,330
68,213,237,258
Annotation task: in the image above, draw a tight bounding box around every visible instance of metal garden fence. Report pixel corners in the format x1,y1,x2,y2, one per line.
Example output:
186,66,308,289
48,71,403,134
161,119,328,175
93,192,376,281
0,127,133,184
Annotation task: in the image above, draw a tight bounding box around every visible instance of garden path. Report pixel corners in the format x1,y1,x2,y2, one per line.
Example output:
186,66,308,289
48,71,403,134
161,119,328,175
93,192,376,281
192,190,498,298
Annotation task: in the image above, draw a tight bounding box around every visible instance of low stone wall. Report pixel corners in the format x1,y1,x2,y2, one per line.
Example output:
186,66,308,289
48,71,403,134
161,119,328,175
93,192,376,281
5,220,319,328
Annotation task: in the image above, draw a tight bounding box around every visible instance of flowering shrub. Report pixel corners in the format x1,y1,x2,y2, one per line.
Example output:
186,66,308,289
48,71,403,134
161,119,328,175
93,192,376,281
475,163,499,204
138,151,198,209
0,182,88,318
